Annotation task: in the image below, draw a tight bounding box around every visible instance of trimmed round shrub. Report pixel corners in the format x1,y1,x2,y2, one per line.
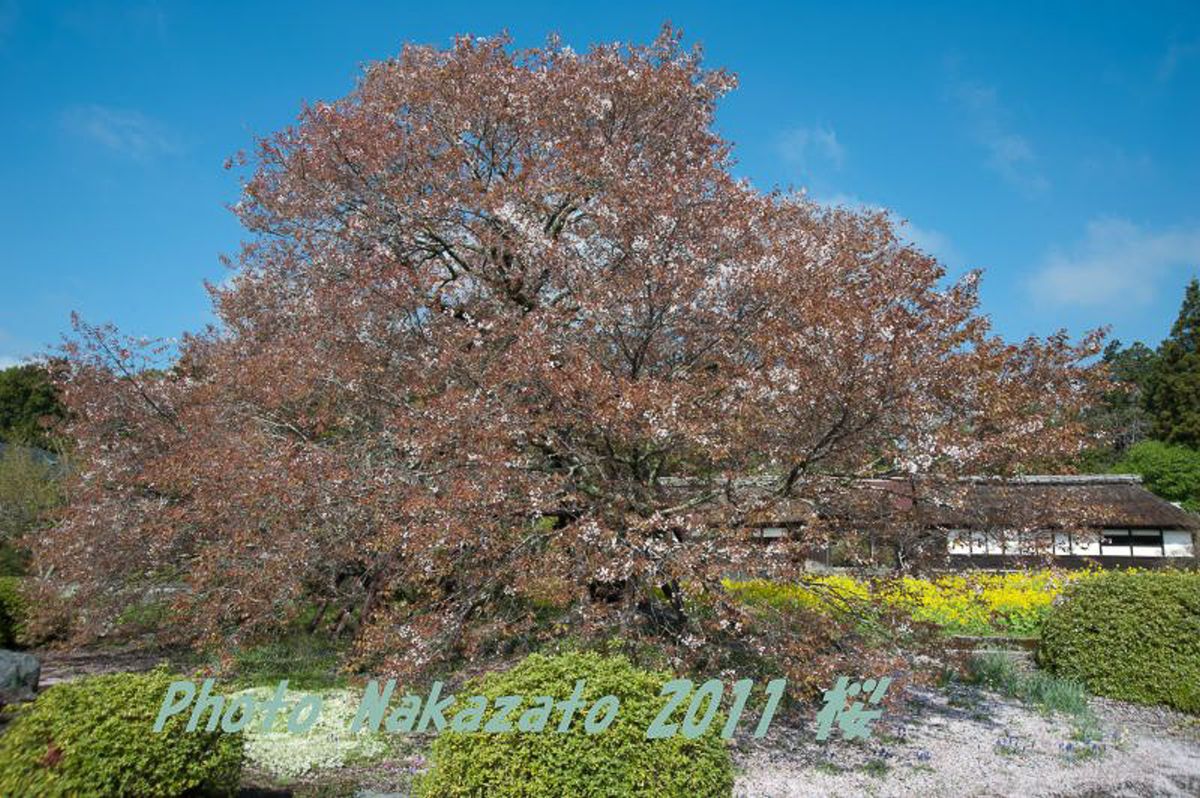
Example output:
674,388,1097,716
0,576,25,647
417,651,734,797
1038,570,1200,713
0,667,243,796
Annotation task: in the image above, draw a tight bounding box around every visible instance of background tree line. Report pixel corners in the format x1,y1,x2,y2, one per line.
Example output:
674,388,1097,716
0,362,65,575
1085,277,1200,509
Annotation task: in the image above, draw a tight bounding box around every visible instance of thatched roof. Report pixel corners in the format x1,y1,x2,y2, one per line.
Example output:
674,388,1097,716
808,475,1200,532
933,476,1198,530
662,473,1199,533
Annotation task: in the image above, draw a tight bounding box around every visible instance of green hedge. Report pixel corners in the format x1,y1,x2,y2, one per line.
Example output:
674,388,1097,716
1038,571,1200,713
0,667,243,796
0,575,25,648
417,651,734,798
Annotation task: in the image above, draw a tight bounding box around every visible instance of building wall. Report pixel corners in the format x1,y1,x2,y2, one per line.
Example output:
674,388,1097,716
946,528,1196,562
753,526,1199,571
945,553,1197,571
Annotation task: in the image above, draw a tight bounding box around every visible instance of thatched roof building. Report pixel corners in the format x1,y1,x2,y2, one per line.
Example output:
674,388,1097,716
743,474,1198,570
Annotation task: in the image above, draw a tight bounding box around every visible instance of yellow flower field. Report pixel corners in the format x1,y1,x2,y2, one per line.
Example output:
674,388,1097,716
725,568,1107,637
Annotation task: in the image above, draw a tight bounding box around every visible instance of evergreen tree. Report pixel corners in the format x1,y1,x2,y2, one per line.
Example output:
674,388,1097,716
1100,339,1156,446
1074,339,1157,470
1146,277,1200,447
0,363,64,451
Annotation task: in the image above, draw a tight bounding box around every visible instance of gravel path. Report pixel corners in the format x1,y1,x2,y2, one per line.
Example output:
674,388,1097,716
732,685,1200,797
34,644,189,687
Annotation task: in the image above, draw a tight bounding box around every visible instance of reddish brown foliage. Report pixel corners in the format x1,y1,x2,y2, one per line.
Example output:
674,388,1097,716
41,742,62,769
33,29,1105,683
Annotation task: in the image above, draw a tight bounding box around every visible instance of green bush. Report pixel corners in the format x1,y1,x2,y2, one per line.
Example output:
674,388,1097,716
1038,571,1200,712
0,575,25,648
417,651,734,798
0,667,243,797
1113,440,1200,510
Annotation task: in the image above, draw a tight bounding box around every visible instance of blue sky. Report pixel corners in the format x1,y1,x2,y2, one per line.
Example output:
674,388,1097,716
1,1,1198,367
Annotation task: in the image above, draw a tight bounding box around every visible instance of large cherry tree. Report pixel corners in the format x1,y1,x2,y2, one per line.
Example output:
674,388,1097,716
35,29,1104,683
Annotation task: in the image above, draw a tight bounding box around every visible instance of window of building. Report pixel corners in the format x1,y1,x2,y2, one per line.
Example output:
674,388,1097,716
1070,531,1101,556
947,529,972,555
1099,529,1165,557
1100,529,1131,557
946,529,1043,556
1164,530,1196,557
947,528,1175,557
751,526,789,540
1130,529,1166,557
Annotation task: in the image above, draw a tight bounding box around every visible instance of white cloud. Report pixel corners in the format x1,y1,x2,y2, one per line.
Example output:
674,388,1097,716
1158,39,1200,83
1029,218,1200,307
60,104,180,160
0,355,23,370
903,221,962,266
1078,142,1153,180
812,192,960,266
778,125,845,174
949,79,1049,196
814,192,862,209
